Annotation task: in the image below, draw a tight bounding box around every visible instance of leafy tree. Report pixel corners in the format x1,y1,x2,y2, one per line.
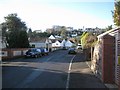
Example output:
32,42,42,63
81,32,97,49
31,31,51,38
1,23,9,48
18,30,29,48
2,13,29,48
60,26,67,39
112,0,120,26
80,32,97,60
105,25,113,31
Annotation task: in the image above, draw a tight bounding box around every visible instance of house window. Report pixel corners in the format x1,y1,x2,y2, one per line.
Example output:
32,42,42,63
31,44,35,48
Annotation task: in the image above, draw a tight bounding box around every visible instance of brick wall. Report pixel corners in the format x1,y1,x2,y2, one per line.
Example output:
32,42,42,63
102,35,115,83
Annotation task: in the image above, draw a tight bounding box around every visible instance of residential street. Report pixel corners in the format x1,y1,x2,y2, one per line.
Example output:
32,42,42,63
2,49,107,89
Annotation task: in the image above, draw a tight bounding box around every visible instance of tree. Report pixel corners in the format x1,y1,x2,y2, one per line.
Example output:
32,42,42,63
80,32,97,60
1,23,9,48
60,26,67,39
2,13,29,48
112,0,120,26
81,32,97,49
105,25,113,31
28,28,32,37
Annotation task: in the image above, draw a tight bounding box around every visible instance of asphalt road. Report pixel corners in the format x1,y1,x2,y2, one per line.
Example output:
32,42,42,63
2,50,75,88
2,49,107,89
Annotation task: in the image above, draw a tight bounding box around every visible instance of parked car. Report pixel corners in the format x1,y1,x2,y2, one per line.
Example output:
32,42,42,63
39,48,49,56
44,48,49,55
25,48,42,58
76,44,82,50
68,48,77,54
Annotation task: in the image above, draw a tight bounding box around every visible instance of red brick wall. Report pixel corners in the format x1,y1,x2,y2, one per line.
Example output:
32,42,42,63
102,35,115,83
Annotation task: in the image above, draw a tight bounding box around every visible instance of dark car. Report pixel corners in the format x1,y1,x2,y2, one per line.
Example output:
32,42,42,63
39,48,49,56
68,48,77,54
25,48,42,58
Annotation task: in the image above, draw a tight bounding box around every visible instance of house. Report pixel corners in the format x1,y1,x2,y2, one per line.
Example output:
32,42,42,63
45,39,52,52
29,37,47,48
61,39,74,48
29,37,53,52
54,35,62,39
52,40,61,48
48,35,63,51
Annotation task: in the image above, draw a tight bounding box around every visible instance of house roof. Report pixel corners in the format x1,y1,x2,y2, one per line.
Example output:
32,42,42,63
58,40,62,43
30,37,47,43
69,38,76,44
69,40,75,44
97,27,120,39
49,35,56,39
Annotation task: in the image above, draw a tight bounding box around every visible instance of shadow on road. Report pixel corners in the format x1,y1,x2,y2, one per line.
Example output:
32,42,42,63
2,65,67,88
72,52,86,63
69,72,107,88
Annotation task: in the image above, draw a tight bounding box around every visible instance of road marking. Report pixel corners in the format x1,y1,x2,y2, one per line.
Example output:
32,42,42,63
15,70,43,88
66,55,76,90
45,57,53,62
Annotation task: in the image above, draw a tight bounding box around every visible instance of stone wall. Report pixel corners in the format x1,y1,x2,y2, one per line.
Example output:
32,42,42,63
91,34,115,83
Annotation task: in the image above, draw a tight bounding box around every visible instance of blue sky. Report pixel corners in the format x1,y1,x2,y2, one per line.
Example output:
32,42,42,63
52,2,114,20
0,0,114,31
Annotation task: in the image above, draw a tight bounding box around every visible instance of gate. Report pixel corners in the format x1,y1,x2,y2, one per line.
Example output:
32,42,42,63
115,29,120,85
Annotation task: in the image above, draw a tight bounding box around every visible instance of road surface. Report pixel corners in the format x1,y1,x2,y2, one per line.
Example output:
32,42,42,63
2,49,107,89
2,50,74,88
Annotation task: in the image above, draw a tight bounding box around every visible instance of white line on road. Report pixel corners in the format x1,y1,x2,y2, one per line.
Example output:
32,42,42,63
45,57,53,62
15,70,43,88
66,55,76,90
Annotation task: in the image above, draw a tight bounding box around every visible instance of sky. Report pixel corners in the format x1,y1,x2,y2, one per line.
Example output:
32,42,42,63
0,0,115,31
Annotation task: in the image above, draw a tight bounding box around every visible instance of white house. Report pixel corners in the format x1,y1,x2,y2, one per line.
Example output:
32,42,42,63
61,39,73,48
30,42,46,48
52,40,61,47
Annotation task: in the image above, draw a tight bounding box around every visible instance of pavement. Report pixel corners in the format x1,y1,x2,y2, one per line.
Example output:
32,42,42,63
69,51,109,89
86,61,119,90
